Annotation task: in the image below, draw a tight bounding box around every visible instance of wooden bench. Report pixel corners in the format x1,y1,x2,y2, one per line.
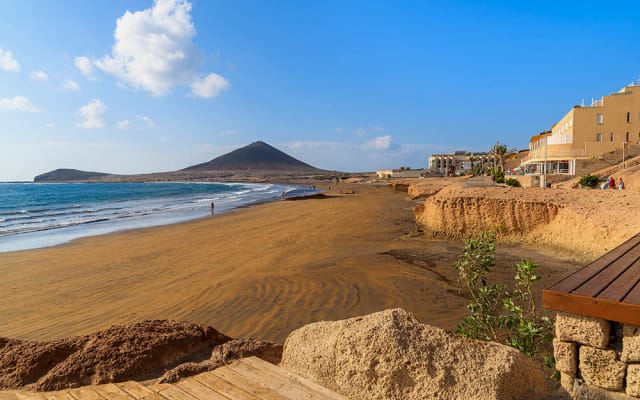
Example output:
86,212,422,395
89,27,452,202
543,233,640,324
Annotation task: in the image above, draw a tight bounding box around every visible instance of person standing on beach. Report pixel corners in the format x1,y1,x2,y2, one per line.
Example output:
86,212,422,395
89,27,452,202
619,178,625,190
609,177,616,190
211,201,215,215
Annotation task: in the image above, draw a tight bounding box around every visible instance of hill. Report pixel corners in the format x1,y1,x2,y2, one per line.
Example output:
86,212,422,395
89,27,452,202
34,169,111,182
183,141,321,172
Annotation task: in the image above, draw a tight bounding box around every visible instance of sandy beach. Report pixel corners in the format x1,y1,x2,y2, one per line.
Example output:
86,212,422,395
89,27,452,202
0,183,581,344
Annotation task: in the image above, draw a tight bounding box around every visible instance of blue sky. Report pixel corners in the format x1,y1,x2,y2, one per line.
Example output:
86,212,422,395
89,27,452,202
1,0,639,181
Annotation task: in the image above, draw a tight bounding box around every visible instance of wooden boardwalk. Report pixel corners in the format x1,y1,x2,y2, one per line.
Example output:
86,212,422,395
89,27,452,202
0,357,348,400
543,233,640,325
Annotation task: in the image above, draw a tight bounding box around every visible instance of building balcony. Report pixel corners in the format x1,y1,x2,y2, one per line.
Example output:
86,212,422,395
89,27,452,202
524,147,586,163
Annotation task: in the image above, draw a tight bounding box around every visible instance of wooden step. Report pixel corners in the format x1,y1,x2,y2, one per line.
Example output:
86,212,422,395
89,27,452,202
0,357,348,400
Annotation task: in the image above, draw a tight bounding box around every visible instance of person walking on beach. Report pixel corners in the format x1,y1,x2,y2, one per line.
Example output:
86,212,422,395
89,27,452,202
619,178,625,190
609,177,616,190
211,201,215,215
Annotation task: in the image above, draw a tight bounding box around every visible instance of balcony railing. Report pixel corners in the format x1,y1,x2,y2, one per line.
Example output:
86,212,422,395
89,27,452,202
525,147,586,161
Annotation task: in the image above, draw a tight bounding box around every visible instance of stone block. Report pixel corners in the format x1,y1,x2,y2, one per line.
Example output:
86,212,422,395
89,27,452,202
560,372,575,396
579,346,626,391
556,312,610,349
627,364,640,398
622,324,640,362
555,338,578,374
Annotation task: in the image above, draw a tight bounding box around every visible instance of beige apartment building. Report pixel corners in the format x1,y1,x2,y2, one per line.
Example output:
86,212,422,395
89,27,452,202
522,81,640,176
428,151,496,175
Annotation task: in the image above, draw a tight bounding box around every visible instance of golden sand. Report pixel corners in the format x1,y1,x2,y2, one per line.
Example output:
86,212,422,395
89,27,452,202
0,184,580,343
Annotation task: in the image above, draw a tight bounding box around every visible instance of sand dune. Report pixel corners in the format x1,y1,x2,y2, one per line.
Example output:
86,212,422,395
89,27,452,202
0,184,580,344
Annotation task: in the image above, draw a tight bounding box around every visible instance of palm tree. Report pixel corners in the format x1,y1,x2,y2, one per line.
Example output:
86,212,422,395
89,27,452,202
489,141,517,173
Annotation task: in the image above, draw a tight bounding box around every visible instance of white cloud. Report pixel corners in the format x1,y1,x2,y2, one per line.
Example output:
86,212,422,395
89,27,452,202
30,70,48,81
77,99,107,129
191,73,230,98
137,115,155,128
354,128,367,137
116,119,131,129
367,135,393,150
0,49,20,72
0,96,38,112
63,79,80,91
94,0,227,98
75,56,94,78
281,140,443,172
371,126,384,132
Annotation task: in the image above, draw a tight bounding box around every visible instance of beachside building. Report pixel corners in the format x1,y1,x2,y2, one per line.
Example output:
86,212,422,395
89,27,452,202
428,151,496,175
376,169,394,179
522,81,640,176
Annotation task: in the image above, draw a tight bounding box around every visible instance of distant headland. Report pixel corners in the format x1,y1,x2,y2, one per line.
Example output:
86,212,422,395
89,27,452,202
33,141,336,183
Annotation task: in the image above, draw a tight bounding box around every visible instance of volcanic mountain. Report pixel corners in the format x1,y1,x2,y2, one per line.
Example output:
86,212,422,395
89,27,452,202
183,141,322,172
34,169,111,182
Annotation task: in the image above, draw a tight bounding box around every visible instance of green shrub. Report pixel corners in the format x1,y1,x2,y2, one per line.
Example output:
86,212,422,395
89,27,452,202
454,232,553,359
579,174,599,188
505,178,520,187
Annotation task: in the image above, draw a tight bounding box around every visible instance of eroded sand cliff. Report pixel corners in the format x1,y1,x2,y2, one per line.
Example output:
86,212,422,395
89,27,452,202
413,180,640,259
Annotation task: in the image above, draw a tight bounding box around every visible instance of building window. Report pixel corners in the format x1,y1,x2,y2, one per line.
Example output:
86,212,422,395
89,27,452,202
627,132,630,142
597,114,604,124
596,133,602,142
610,132,614,142
628,112,631,123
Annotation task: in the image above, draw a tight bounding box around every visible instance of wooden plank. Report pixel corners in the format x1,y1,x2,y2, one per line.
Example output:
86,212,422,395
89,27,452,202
572,244,640,297
67,387,105,400
174,379,230,400
599,259,640,301
13,392,46,400
549,234,640,293
191,373,259,400
116,382,165,400
543,289,640,325
91,384,135,400
226,359,327,400
153,385,199,400
210,367,289,400
41,391,76,400
239,358,347,400
623,280,640,304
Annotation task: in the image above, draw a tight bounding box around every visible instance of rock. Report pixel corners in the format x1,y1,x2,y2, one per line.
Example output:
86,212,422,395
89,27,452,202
160,338,283,383
554,339,578,375
280,308,549,400
556,313,610,349
579,346,626,392
0,320,230,391
621,324,640,362
626,364,640,397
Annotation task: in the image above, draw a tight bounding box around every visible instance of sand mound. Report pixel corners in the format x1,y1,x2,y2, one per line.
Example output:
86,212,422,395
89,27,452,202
390,177,466,199
413,183,640,259
280,308,549,400
159,338,283,383
0,320,231,391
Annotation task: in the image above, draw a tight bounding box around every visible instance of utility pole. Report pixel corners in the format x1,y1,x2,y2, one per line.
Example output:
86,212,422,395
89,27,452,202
543,135,548,189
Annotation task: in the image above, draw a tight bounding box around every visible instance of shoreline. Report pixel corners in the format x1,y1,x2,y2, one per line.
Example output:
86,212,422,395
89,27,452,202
0,182,582,344
0,181,320,253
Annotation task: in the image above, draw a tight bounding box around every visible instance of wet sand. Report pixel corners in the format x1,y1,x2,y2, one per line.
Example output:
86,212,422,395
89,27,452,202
0,184,581,344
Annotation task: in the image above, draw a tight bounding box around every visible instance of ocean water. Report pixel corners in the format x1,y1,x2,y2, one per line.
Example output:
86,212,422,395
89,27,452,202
0,182,313,252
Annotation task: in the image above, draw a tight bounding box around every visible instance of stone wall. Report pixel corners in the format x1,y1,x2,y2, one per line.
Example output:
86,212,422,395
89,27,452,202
554,312,640,399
